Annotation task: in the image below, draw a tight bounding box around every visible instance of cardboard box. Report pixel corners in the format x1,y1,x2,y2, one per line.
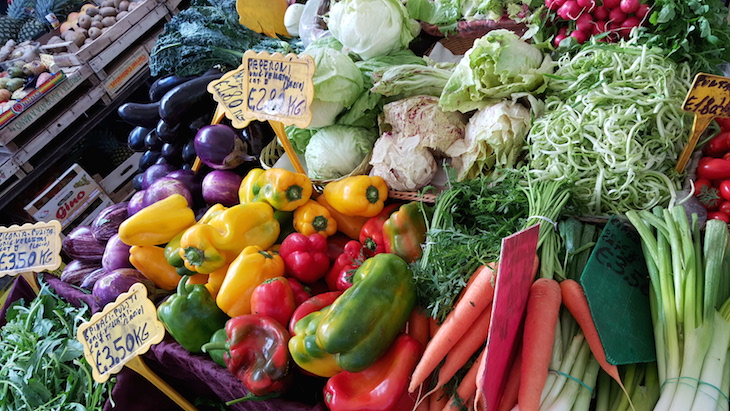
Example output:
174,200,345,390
24,163,113,230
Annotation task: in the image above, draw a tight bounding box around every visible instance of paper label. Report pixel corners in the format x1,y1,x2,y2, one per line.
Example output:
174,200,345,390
208,50,315,129
77,283,166,383
482,224,540,411
580,215,655,365
683,73,730,117
0,221,62,277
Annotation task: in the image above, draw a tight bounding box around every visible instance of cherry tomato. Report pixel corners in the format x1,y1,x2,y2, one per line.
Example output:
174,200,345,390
707,211,730,224
719,180,730,202
694,177,722,210
697,157,730,181
715,117,730,132
703,131,730,157
719,201,730,216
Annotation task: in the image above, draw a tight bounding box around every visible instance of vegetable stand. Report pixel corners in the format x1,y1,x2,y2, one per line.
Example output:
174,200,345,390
4,0,730,410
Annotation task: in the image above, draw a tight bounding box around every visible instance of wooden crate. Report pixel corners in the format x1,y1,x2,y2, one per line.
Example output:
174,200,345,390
0,157,25,189
50,0,161,67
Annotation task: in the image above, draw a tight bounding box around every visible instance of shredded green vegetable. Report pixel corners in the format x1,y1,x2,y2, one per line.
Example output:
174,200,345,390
526,40,693,215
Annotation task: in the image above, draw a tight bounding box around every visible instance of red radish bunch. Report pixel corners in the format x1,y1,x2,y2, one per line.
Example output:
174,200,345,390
545,0,650,47
693,118,730,223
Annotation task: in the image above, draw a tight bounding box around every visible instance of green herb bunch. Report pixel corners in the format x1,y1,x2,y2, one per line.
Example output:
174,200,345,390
0,281,113,411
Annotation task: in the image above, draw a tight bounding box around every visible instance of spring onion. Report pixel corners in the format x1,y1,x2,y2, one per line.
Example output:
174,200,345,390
626,206,730,411
526,40,693,215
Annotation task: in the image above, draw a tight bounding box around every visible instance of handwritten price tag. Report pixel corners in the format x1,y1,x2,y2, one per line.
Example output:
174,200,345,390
208,50,315,129
676,73,730,172
0,221,62,277
77,283,165,383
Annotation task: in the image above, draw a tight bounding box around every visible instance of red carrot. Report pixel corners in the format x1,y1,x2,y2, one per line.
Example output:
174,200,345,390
560,279,632,407
435,303,493,388
409,264,496,393
442,348,485,411
518,278,562,411
429,386,449,411
497,344,522,411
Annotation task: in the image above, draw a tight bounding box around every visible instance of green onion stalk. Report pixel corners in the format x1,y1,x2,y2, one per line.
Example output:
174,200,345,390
626,206,730,411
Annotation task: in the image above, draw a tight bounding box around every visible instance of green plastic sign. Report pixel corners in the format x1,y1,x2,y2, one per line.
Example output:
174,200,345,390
580,215,656,365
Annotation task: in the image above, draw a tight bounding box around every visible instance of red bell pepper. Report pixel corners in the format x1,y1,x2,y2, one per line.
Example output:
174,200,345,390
325,240,366,291
201,315,292,396
279,232,330,283
288,290,343,336
250,277,297,327
323,333,423,411
382,201,430,263
287,277,312,307
359,203,400,258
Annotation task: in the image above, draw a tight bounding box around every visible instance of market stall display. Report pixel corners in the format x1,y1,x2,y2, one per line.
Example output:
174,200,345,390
4,0,730,410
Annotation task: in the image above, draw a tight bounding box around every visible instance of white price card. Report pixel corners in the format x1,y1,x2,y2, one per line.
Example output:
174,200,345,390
77,283,166,383
0,220,62,277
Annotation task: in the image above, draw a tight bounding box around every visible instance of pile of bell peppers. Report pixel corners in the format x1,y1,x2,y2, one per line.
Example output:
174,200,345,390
116,168,433,409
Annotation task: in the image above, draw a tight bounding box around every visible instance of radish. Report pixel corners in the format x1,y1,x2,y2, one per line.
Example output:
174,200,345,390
570,29,590,44
553,33,568,48
592,5,608,20
619,0,639,14
619,15,641,37
558,0,582,20
575,12,594,33
608,7,626,24
576,0,595,12
635,3,650,19
592,20,609,35
545,0,566,11
602,0,620,9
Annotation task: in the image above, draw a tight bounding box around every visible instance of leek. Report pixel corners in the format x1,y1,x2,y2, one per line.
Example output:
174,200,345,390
625,206,730,411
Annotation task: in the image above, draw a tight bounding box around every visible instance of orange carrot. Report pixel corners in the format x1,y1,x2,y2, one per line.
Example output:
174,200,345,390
560,279,632,406
442,348,486,411
408,307,432,348
474,343,488,411
435,303,493,388
518,278,562,411
409,264,497,393
429,386,449,411
497,344,522,411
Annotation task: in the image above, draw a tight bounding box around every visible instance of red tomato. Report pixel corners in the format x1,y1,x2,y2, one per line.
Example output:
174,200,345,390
697,157,730,181
719,201,730,216
715,117,730,132
707,211,730,224
703,131,730,157
694,177,722,210
720,181,730,202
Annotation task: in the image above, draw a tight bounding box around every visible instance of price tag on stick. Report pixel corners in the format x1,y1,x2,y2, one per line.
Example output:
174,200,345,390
675,73,730,173
77,283,198,410
0,221,62,278
480,224,540,411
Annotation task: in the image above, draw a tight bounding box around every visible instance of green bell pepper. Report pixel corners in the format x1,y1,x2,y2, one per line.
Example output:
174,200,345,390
157,275,229,353
315,253,416,372
164,232,197,276
289,306,342,377
206,328,228,367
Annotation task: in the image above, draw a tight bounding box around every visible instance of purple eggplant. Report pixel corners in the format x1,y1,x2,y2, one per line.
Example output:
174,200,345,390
102,234,133,271
194,124,255,170
141,163,176,189
60,259,102,286
80,267,108,291
93,268,159,306
201,170,243,206
91,202,129,242
127,190,146,216
143,176,193,207
167,169,202,198
62,225,106,262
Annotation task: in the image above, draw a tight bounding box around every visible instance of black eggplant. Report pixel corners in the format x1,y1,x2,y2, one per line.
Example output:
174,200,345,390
155,119,185,143
139,150,161,171
118,101,161,128
144,129,164,151
149,74,195,101
127,126,151,152
158,73,223,127
243,121,276,157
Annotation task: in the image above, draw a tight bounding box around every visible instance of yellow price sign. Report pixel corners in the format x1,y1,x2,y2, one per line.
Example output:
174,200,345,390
77,282,165,383
208,50,315,130
0,221,62,277
676,73,730,172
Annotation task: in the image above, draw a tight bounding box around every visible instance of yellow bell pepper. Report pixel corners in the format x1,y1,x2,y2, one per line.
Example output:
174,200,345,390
129,245,182,291
179,202,280,274
216,246,285,317
204,264,230,299
322,175,389,218
241,168,314,211
238,168,265,204
316,195,369,240
198,203,227,223
293,199,338,238
118,194,196,247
